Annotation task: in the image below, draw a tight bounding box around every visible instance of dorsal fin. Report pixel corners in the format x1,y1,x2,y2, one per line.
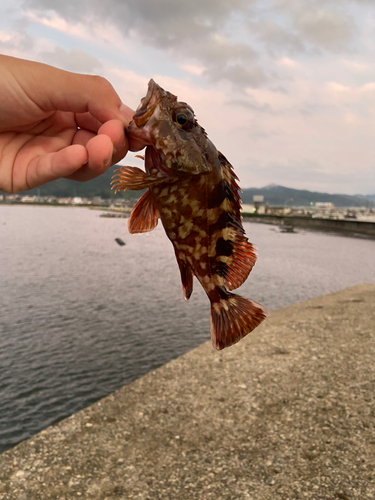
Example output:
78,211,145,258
128,189,159,234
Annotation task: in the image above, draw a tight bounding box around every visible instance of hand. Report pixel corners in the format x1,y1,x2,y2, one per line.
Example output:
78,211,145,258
0,55,134,193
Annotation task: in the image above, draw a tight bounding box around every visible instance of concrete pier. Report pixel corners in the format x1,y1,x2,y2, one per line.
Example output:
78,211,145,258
243,214,375,238
0,284,374,500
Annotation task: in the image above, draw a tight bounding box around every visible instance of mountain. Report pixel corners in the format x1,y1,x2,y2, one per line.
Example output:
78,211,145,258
2,167,141,199
355,194,375,203
240,185,373,207
1,170,373,207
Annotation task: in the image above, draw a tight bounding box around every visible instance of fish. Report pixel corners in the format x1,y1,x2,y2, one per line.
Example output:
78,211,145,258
112,79,269,350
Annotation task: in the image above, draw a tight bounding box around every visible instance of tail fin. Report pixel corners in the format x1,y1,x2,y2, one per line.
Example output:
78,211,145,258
210,294,269,350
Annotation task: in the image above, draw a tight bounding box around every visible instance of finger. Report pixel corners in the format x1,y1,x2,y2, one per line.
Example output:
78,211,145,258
98,119,126,152
73,128,96,147
26,144,88,189
72,120,128,162
75,112,102,132
68,120,128,182
66,134,113,182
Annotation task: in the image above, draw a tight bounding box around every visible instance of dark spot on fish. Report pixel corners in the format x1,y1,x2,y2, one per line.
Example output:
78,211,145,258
216,237,233,256
210,212,244,235
214,261,229,277
217,286,230,300
209,211,228,233
207,180,227,209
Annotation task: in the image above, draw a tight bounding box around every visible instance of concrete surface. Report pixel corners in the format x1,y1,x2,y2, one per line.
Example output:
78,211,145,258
0,284,374,500
243,215,375,238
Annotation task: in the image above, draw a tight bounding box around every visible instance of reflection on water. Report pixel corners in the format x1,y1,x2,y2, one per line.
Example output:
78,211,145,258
0,205,374,453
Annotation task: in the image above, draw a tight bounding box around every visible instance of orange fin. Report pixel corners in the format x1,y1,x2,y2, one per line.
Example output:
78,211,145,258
208,153,258,290
128,189,159,234
223,238,258,291
210,293,268,350
211,214,258,290
175,254,194,300
111,166,167,193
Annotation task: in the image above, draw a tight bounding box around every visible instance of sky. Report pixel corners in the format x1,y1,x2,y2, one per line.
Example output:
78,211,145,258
1,0,375,195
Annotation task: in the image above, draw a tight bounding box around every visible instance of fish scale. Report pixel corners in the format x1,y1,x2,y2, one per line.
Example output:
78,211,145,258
112,79,268,350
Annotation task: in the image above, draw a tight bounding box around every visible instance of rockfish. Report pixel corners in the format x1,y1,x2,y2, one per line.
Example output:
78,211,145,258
112,80,268,350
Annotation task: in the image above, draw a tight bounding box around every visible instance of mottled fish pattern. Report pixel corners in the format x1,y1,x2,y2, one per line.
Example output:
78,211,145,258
112,80,268,350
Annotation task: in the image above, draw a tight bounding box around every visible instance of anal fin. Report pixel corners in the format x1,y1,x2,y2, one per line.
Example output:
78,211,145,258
128,189,159,234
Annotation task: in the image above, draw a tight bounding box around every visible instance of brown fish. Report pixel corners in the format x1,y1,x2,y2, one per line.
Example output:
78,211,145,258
112,80,268,350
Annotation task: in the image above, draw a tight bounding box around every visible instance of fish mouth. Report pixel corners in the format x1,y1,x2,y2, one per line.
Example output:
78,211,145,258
132,79,160,128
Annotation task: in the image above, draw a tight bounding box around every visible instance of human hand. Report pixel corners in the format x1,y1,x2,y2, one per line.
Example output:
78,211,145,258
0,55,134,193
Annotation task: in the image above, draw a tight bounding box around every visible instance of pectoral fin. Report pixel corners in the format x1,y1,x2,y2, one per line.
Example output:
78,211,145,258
128,189,159,234
111,166,167,192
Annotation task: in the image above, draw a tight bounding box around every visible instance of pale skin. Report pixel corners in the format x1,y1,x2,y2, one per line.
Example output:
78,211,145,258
0,54,135,193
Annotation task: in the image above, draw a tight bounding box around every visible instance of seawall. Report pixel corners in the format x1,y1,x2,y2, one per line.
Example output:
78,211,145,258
243,214,375,237
0,284,374,499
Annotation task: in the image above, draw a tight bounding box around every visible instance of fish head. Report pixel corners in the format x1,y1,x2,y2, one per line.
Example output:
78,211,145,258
127,79,215,175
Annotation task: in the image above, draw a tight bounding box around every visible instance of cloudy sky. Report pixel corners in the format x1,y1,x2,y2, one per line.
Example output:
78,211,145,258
1,0,375,195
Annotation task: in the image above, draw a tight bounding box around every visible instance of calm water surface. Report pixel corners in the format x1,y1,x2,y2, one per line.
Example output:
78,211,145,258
0,205,374,453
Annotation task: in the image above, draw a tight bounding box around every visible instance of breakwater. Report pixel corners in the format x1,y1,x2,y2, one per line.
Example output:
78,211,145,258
244,214,375,237
1,284,374,500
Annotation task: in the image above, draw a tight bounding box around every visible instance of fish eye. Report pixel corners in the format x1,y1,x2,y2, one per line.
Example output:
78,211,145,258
172,107,194,130
176,113,188,125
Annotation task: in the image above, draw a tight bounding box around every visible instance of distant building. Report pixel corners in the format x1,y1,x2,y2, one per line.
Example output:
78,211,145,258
253,195,264,213
21,196,36,203
241,204,255,214
72,197,84,205
315,202,335,208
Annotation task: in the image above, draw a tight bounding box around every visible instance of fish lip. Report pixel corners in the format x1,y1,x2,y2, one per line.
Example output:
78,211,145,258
132,79,159,128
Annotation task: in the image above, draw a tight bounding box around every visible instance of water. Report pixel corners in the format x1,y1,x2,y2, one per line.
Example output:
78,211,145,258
0,205,374,453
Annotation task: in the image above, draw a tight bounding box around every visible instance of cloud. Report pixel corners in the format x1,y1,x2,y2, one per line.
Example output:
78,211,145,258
8,0,374,194
40,47,102,73
295,9,354,50
250,21,306,56
23,0,265,88
226,98,274,113
251,4,356,58
0,18,34,53
21,0,367,91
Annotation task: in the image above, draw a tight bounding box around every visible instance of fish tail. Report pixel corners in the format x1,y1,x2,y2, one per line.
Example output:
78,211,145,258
210,292,269,351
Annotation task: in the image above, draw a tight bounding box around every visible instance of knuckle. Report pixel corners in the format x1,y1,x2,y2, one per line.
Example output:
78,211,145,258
90,75,115,94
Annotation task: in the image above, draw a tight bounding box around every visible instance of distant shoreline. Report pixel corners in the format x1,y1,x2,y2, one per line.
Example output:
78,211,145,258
2,203,375,238
242,213,375,238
